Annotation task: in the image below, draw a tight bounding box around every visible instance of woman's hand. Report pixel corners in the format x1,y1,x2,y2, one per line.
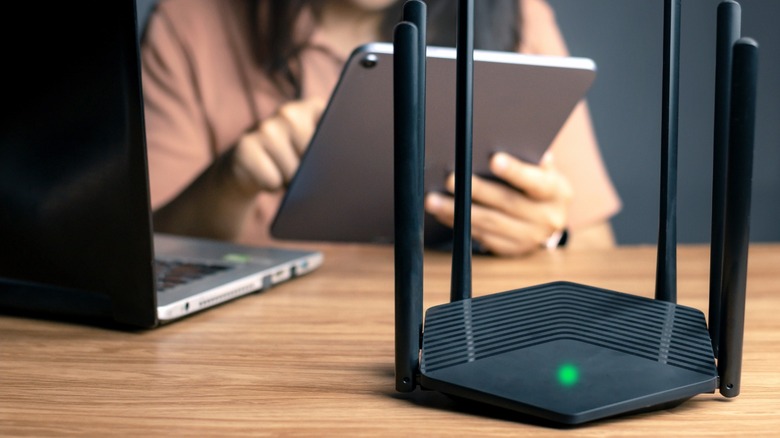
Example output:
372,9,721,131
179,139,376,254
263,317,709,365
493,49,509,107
231,97,326,195
424,152,573,257
153,97,325,240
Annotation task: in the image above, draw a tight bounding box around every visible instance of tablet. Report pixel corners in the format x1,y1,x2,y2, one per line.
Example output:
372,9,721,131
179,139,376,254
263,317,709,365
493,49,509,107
271,42,596,246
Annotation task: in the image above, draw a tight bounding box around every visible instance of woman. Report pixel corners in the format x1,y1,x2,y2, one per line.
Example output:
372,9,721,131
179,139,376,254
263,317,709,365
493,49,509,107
141,0,621,256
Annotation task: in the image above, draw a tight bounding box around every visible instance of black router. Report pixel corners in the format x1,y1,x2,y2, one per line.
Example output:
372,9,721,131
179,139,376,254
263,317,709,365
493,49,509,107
393,0,759,425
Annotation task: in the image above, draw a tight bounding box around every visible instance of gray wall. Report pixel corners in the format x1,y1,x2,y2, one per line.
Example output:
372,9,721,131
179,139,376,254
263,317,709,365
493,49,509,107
135,0,157,38
548,0,779,244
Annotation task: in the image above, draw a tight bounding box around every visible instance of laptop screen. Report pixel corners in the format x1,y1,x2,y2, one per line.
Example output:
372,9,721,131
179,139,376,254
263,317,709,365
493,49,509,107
0,0,157,326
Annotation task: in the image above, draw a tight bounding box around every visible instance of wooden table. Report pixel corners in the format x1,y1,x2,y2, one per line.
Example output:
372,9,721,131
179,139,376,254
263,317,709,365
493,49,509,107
2,244,779,436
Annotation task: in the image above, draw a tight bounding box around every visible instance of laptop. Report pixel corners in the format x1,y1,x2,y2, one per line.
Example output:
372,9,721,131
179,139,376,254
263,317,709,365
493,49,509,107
0,0,322,328
270,43,596,246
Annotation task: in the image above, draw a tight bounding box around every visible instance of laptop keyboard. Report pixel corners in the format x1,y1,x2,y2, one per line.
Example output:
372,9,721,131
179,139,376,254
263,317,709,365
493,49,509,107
154,260,231,292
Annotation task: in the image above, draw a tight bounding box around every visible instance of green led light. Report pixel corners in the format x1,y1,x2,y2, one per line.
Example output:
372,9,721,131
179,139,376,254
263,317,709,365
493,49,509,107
223,253,251,263
557,363,579,387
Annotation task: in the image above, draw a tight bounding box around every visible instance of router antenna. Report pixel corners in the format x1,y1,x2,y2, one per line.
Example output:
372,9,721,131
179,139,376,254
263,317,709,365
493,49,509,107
655,0,681,303
708,0,741,358
393,5,425,393
717,37,758,398
404,1,427,182
450,0,474,302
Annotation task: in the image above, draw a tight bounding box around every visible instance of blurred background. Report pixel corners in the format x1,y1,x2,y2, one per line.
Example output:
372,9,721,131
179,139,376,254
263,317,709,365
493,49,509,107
136,0,778,245
546,0,778,244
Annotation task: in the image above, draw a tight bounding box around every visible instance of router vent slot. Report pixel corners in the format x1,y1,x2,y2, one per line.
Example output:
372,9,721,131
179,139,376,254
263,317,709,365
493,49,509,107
422,282,716,375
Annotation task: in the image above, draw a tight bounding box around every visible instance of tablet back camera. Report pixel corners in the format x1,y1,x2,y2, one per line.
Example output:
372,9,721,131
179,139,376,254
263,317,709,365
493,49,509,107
361,54,379,69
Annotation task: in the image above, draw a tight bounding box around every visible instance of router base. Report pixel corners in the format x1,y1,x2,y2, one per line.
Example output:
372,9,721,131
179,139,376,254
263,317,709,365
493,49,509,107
419,281,719,425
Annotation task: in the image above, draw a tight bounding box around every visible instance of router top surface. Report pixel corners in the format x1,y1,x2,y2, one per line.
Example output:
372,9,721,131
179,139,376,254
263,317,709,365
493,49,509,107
419,281,718,425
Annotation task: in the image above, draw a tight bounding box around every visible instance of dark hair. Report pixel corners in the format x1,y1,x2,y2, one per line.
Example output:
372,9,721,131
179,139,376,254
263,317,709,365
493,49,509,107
251,0,521,97
405,0,521,52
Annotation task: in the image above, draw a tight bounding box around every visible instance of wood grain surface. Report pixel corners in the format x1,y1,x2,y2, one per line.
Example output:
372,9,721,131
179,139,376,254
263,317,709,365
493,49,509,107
1,244,778,436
